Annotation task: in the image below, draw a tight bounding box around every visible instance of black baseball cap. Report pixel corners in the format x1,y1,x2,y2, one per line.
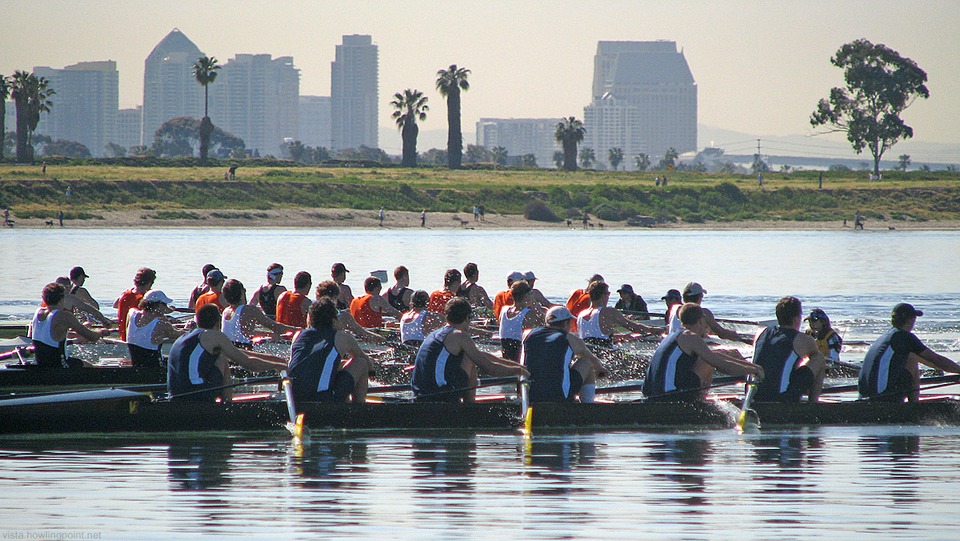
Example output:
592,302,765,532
892,303,923,325
69,266,88,280
661,289,682,301
331,262,349,274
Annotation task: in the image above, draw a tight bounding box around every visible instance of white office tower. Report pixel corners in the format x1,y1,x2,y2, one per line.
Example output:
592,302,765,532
33,61,119,157
331,35,378,151
142,29,204,147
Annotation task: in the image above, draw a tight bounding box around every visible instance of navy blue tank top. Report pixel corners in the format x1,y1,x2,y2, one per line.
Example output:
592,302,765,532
521,327,575,402
288,326,342,401
411,326,468,400
753,326,801,401
643,332,700,401
167,328,222,400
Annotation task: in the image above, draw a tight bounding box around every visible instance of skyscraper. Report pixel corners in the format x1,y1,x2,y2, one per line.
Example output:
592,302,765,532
476,118,562,168
33,61,119,158
331,35,378,151
584,41,697,168
299,95,331,148
142,29,203,147
116,106,143,150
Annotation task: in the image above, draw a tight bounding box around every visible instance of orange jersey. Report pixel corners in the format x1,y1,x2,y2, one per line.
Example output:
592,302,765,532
428,290,454,313
275,290,308,328
194,290,224,314
115,289,143,341
350,294,383,329
566,289,592,315
493,290,513,320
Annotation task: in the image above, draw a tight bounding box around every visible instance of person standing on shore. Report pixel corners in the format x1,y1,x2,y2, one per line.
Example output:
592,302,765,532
58,209,64,227
420,209,426,227
378,207,385,227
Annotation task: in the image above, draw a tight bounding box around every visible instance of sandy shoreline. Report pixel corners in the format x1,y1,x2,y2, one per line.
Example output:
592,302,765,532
6,208,960,231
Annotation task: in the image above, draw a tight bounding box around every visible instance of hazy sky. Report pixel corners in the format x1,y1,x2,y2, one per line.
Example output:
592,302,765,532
3,0,959,152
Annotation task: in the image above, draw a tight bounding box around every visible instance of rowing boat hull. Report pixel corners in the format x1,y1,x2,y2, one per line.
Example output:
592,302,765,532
0,365,166,392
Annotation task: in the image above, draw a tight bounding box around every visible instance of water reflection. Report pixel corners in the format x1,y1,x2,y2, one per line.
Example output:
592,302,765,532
859,432,921,510
411,435,477,494
648,436,711,510
167,438,233,490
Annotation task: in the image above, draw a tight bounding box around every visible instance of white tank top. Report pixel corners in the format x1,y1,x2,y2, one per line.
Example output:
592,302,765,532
126,308,161,350
577,307,608,339
31,308,60,348
499,307,530,341
400,310,427,343
222,304,250,344
667,303,683,335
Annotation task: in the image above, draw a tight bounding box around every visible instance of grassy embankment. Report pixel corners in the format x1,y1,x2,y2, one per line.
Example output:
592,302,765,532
1,162,959,225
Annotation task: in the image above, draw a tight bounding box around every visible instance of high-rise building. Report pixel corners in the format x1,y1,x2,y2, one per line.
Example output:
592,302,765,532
116,106,143,150
33,61,119,157
209,54,300,156
585,40,697,168
299,96,331,149
476,118,562,168
142,28,203,147
331,35,378,151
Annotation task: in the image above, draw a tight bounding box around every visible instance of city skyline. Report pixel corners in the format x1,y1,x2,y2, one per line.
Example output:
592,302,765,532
2,1,958,161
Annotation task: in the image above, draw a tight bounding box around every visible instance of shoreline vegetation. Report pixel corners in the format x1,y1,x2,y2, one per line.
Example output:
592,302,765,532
1,162,959,230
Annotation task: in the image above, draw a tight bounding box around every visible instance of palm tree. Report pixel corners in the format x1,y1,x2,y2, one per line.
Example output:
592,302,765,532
554,117,585,171
579,147,596,169
391,89,428,167
192,56,220,163
608,147,624,171
634,153,651,172
0,75,9,160
492,146,508,166
553,151,564,169
10,71,55,163
435,64,470,169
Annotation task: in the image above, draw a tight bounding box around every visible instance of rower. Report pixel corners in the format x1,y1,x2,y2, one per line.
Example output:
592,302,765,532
249,263,287,320
412,297,527,402
498,280,544,361
752,296,827,402
523,271,554,310
492,271,525,320
350,276,400,329
668,282,752,344
399,290,443,348
187,263,217,310
114,267,156,341
53,275,111,327
576,281,661,348
220,279,297,349
315,280,388,344
521,306,609,403
288,298,374,403
68,266,99,313
30,283,111,368
661,289,682,328
428,269,461,313
614,283,649,319
167,304,287,401
383,265,414,312
125,289,183,367
566,273,603,317
804,308,843,364
275,271,312,328
859,303,960,402
643,303,763,402
457,262,493,310
330,262,353,310
194,269,228,313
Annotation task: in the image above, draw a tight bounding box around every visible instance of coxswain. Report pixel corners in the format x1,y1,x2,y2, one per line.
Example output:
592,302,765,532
167,304,287,401
859,303,960,402
492,271,525,320
194,269,229,313
350,276,400,329
498,280,544,361
275,271,313,328
457,262,493,310
249,263,287,320
667,282,752,344
315,280,388,344
521,306,610,403
288,298,374,403
576,281,661,348
330,262,353,310
523,271,554,310
384,265,414,312
125,290,183,367
30,283,111,368
804,308,843,364
220,279,297,349
187,263,217,310
428,268,462,313
752,296,827,402
411,297,527,402
644,303,763,402
399,290,443,348
114,267,156,341
614,283,649,319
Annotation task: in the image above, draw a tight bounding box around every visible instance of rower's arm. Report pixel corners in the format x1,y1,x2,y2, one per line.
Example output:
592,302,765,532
684,334,764,380
67,295,112,326
374,295,401,318
342,313,388,344
609,309,660,335
335,332,373,371
455,332,528,378
63,312,107,343
473,285,493,309
211,332,286,371
916,349,960,374
705,311,751,343
250,306,296,336
154,319,184,343
567,333,609,378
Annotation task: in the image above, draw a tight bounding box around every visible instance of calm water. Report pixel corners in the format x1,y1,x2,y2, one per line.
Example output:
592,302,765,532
2,228,960,538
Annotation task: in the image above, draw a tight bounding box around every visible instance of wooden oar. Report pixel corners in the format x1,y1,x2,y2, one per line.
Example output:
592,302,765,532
280,369,305,440
736,378,759,432
159,375,282,401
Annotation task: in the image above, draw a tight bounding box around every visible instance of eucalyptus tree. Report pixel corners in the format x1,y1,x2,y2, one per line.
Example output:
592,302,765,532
554,117,585,171
391,89,429,167
9,70,55,163
192,56,221,163
435,65,470,169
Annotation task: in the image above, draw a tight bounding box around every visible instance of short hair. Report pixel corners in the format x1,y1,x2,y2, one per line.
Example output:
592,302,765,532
444,297,472,325
307,298,339,329
195,304,221,329
42,282,66,307
587,280,609,302
294,271,312,290
510,280,531,303
411,290,429,309
678,303,704,327
776,296,803,326
588,274,604,284
55,276,71,288
134,267,156,287
394,265,409,280
682,291,702,303
221,279,244,305
444,269,462,287
463,262,479,281
315,280,339,300
364,276,382,293
201,263,217,278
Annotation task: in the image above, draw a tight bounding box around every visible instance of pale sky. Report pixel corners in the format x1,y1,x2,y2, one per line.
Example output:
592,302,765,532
3,0,959,153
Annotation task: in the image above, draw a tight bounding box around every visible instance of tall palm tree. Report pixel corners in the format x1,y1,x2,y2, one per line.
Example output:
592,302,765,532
10,71,55,163
555,117,585,171
579,147,596,169
608,147,624,171
0,75,9,160
391,89,428,167
192,56,220,163
435,64,470,169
